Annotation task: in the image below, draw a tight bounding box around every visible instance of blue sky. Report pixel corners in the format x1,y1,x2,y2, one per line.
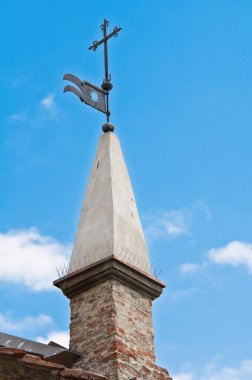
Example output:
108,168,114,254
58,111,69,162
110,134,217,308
1,1,252,379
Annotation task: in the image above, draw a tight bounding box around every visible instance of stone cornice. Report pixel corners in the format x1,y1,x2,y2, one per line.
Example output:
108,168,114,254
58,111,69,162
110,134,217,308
53,256,166,300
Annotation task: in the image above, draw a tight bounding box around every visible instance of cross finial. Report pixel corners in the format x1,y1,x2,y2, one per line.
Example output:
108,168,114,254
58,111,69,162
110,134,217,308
63,19,121,133
89,19,122,127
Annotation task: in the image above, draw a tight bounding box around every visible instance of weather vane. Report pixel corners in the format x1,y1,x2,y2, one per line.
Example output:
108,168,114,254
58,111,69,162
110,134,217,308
63,19,122,132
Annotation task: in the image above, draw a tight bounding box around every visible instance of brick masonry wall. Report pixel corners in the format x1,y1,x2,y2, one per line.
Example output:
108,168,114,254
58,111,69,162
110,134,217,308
0,358,55,380
70,279,172,380
0,350,107,380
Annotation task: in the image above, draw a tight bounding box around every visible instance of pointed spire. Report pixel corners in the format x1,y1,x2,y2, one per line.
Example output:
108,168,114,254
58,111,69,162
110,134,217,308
54,131,170,380
68,132,151,275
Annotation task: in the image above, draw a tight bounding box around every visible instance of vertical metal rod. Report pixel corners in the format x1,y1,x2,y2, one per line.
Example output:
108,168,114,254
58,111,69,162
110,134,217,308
106,94,110,122
103,19,110,122
103,19,109,83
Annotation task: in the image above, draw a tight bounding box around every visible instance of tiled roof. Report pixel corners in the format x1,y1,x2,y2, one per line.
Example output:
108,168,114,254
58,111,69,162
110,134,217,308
0,331,79,367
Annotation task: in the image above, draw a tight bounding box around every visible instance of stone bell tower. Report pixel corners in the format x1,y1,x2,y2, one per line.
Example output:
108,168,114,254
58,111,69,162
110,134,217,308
54,131,172,380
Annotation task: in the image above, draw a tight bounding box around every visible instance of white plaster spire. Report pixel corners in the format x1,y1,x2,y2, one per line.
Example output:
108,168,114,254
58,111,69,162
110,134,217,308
68,131,151,275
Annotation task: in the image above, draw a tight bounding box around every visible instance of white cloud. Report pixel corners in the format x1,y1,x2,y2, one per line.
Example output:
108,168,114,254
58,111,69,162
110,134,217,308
173,374,193,380
208,241,252,274
0,313,52,333
7,93,59,125
165,213,189,237
0,228,71,291
173,359,252,380
179,241,252,277
170,287,202,300
180,263,202,275
144,200,210,241
40,93,59,119
41,94,55,109
145,209,189,240
8,113,26,122
37,330,69,348
211,360,252,380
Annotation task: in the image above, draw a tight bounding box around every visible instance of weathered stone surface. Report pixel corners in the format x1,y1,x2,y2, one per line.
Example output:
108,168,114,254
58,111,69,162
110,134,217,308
69,279,172,380
68,132,151,275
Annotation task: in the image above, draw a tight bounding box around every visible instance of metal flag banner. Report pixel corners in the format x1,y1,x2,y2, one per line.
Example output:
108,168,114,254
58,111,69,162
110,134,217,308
63,74,107,114
63,19,121,130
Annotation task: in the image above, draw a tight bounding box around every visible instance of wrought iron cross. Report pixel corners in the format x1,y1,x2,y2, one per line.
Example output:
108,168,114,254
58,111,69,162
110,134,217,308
63,19,121,132
89,19,122,123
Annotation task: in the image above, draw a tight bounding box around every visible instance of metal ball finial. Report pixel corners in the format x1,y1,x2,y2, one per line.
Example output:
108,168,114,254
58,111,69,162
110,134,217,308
102,122,115,133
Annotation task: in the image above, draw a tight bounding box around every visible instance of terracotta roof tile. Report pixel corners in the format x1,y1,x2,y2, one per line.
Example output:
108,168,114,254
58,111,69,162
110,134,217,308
0,347,27,358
